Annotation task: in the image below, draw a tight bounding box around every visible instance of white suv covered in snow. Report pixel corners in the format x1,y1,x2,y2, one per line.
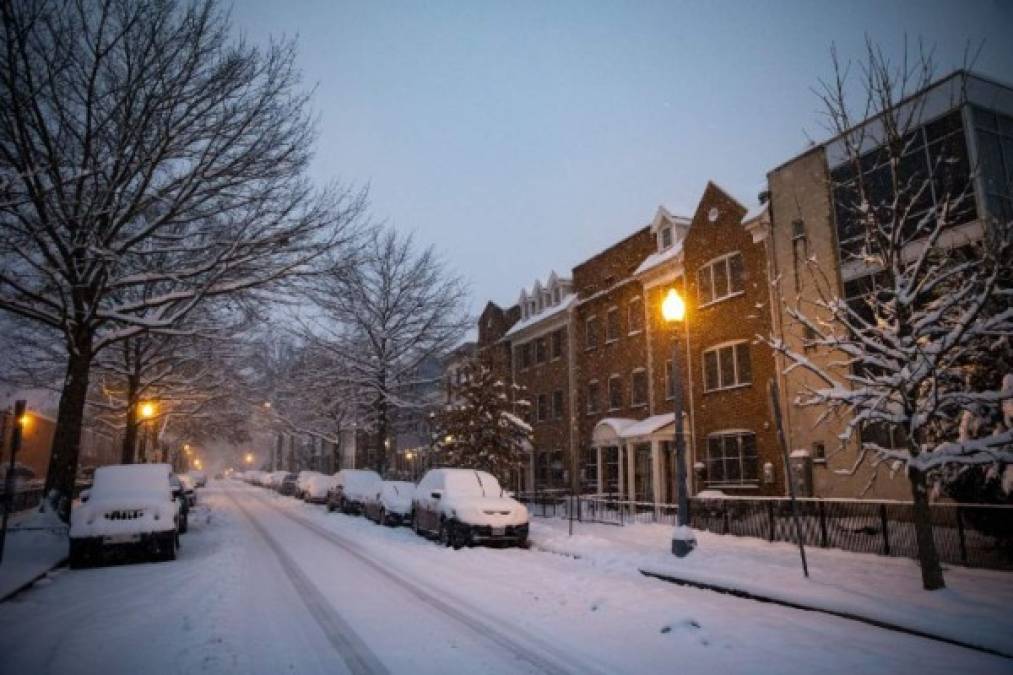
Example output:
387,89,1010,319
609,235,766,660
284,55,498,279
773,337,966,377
327,469,382,515
412,469,528,548
69,463,179,567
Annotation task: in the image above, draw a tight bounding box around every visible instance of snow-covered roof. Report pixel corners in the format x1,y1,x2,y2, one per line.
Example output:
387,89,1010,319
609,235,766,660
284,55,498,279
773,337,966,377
504,293,576,338
633,240,684,277
742,201,769,223
619,413,675,438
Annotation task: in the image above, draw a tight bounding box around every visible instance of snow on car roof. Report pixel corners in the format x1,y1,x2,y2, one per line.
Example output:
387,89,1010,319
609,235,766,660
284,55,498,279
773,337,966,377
439,469,502,497
91,463,172,501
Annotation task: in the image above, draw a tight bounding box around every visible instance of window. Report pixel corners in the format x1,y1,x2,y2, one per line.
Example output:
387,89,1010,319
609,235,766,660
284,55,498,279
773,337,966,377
537,394,548,422
831,109,976,262
973,106,1013,222
631,369,648,407
521,343,532,370
660,225,673,249
628,296,643,334
552,288,561,304
697,253,745,306
606,307,620,343
664,359,675,400
535,337,547,364
703,342,752,392
551,329,563,360
552,389,564,420
803,324,818,352
582,447,598,493
812,441,826,463
705,431,759,484
608,375,623,410
585,316,599,350
586,380,600,414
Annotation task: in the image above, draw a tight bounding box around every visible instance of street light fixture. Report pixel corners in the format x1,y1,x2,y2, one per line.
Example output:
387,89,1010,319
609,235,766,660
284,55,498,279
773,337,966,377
244,453,254,465
661,288,696,558
139,401,156,419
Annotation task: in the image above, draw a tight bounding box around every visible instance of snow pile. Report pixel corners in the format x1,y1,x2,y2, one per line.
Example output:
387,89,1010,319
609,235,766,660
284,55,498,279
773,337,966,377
0,505,68,598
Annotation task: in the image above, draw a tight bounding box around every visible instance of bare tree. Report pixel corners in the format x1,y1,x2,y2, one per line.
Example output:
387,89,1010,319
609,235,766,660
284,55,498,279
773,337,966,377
768,41,1013,590
0,0,364,517
300,227,471,475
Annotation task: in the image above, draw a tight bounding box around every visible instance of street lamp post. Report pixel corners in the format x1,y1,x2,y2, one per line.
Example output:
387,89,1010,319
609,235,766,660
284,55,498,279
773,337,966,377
662,288,696,558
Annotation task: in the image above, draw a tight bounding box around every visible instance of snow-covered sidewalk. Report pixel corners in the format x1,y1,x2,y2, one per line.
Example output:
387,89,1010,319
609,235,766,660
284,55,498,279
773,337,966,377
0,507,68,599
529,517,1013,656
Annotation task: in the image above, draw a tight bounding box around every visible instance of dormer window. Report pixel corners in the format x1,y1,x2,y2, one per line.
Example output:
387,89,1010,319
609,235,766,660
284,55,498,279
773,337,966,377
659,226,673,250
552,288,560,304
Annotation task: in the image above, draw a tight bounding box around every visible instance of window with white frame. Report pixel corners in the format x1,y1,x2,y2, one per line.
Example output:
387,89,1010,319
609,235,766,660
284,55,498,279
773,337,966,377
705,431,759,484
587,380,600,414
551,329,563,360
697,252,745,306
628,296,643,334
659,225,673,250
608,374,623,410
537,393,548,422
631,369,648,407
552,389,564,420
702,341,752,392
605,307,620,342
585,316,599,350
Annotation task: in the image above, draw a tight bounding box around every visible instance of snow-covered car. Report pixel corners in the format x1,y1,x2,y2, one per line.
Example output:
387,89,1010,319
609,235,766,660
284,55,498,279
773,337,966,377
364,481,416,526
176,473,197,507
267,470,289,490
278,472,299,496
188,470,207,488
304,474,337,504
295,470,321,498
69,463,179,566
168,475,190,533
327,469,382,515
412,468,528,548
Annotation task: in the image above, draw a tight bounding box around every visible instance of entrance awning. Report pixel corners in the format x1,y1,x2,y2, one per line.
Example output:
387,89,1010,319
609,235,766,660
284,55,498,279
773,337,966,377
592,414,677,447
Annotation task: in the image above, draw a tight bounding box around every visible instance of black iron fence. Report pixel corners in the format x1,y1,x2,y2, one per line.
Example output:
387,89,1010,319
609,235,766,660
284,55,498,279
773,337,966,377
516,492,1013,570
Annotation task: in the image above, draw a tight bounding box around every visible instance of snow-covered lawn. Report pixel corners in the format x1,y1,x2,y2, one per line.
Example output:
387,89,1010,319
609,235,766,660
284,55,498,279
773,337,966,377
530,517,1013,656
0,507,68,599
0,481,1007,675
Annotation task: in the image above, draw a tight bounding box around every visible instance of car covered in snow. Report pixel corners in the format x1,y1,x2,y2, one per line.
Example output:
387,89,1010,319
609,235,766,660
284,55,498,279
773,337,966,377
168,475,190,533
295,470,321,498
188,470,207,488
304,474,338,504
69,463,179,566
266,470,289,490
364,481,416,526
412,469,528,548
176,473,197,507
327,469,382,515
278,472,299,496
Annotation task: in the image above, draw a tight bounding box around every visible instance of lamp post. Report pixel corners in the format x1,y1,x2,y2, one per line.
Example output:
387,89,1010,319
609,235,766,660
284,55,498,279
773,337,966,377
661,288,696,557
137,401,156,463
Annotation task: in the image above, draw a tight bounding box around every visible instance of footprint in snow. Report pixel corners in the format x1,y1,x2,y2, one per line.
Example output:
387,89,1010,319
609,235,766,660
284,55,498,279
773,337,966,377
660,618,701,635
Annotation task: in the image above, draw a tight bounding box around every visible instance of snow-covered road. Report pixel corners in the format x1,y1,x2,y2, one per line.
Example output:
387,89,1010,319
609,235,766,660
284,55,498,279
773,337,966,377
0,481,1007,675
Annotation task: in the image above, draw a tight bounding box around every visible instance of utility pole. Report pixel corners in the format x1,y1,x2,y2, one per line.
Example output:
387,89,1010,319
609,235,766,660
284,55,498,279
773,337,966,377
0,400,27,565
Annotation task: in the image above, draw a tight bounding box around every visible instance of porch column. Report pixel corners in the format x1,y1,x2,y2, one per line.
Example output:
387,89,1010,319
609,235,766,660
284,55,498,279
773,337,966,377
651,439,662,507
596,446,603,494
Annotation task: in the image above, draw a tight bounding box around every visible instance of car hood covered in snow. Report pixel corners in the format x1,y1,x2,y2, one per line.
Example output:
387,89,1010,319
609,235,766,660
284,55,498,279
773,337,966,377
443,496,528,527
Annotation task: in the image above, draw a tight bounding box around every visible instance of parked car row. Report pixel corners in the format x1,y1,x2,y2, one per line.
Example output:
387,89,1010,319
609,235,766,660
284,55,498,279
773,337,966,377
237,467,529,549
69,463,207,568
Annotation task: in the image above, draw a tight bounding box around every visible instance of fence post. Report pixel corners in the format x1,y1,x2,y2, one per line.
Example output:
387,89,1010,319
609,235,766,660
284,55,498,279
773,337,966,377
767,501,775,542
722,500,729,535
879,503,890,556
817,500,828,548
955,506,968,565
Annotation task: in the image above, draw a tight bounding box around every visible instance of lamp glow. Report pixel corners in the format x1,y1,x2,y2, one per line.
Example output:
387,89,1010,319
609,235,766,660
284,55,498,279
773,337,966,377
661,289,686,323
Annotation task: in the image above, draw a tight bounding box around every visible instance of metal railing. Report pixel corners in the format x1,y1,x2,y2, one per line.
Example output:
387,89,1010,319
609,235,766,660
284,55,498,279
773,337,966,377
516,492,1013,570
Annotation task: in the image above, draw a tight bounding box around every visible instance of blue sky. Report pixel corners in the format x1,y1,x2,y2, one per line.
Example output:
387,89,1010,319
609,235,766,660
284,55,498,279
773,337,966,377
231,0,1013,312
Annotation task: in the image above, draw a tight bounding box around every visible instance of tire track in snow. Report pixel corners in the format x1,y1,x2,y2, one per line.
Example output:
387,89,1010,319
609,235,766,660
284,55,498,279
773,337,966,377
248,489,606,675
227,491,390,675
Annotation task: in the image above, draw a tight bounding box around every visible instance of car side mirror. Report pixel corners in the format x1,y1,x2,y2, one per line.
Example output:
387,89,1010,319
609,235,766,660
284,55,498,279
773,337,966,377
431,490,442,500
80,489,90,503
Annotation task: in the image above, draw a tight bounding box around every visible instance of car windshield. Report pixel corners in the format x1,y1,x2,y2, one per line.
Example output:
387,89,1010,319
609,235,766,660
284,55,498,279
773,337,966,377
444,470,502,497
91,464,172,501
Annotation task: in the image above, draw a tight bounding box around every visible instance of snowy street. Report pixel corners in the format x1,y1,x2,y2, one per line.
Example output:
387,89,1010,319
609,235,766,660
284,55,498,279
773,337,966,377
1,481,1008,675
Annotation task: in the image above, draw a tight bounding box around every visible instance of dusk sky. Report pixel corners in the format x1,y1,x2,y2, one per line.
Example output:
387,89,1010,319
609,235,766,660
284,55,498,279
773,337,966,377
231,0,1013,313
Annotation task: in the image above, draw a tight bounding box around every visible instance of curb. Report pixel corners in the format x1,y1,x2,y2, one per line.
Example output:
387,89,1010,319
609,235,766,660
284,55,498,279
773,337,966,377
639,568,1011,661
0,558,67,603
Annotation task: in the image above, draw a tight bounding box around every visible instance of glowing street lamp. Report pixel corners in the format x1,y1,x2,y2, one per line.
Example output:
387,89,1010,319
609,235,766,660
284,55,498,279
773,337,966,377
661,288,696,558
244,453,254,465
139,402,156,419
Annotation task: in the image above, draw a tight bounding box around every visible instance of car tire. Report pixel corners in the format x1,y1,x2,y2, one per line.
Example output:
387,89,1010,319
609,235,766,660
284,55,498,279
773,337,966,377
68,540,87,569
379,508,388,527
438,519,451,547
179,514,188,534
164,534,178,561
412,511,422,536
451,523,467,550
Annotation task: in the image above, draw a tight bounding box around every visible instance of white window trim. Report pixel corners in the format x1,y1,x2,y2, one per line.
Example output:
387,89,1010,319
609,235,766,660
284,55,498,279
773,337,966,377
627,297,644,335
605,306,620,344
704,430,759,486
702,340,752,393
697,251,745,309
585,315,599,351
607,373,623,411
550,329,563,362
659,225,673,251
630,367,648,407
586,379,600,415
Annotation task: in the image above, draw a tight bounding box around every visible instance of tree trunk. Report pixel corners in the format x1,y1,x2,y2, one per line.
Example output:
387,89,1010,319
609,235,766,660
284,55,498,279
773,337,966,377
908,466,945,590
43,341,94,522
375,396,389,477
120,377,140,464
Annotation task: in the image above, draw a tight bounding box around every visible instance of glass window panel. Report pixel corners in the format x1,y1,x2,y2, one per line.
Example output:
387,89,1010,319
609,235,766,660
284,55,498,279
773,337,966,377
632,371,647,406
719,347,735,388
978,131,1006,196
729,253,744,293
742,455,759,481
973,106,997,131
999,112,1013,137
704,351,719,391
736,343,752,384
609,376,622,409
697,267,712,305
925,110,963,143
713,261,729,299
606,309,620,341
741,433,758,458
